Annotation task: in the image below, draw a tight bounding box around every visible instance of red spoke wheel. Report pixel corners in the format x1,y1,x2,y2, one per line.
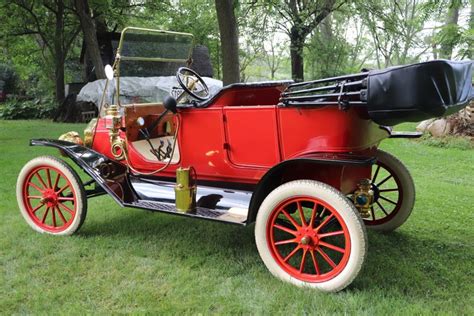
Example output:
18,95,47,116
255,180,367,292
17,156,87,235
364,150,415,231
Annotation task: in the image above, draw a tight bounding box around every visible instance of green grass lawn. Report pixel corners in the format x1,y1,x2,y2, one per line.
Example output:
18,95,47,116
0,120,473,314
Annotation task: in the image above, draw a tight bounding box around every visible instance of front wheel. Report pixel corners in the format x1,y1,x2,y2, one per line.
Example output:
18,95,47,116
255,180,367,292
16,156,87,235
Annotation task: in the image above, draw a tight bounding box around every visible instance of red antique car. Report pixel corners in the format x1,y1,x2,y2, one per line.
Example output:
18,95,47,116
16,28,473,292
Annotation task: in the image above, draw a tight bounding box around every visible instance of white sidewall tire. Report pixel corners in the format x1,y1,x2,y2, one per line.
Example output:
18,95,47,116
255,180,367,292
367,150,415,232
16,155,87,236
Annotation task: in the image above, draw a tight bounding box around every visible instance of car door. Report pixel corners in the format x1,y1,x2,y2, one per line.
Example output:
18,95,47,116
223,105,281,168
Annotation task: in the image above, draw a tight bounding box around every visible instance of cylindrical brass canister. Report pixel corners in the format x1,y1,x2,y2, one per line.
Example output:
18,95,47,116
175,167,197,213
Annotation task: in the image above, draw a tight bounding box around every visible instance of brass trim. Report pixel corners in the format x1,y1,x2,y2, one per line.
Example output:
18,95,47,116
59,131,83,145
83,118,98,148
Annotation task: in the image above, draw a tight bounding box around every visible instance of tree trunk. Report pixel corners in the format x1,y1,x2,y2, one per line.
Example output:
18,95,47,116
215,0,240,85
55,57,65,104
75,0,105,79
54,0,66,103
290,27,305,82
439,0,460,59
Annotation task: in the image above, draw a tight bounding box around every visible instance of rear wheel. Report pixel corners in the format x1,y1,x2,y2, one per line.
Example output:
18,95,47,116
16,156,87,235
365,150,415,231
255,180,367,292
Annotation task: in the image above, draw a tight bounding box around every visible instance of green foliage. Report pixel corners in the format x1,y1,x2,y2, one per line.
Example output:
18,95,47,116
0,0,471,102
355,0,438,68
0,98,56,120
305,12,359,79
133,0,222,79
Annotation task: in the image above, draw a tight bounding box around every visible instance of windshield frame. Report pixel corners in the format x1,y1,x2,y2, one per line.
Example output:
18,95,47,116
113,27,195,107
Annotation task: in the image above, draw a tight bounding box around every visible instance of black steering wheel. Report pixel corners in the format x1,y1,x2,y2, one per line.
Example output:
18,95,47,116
176,67,210,101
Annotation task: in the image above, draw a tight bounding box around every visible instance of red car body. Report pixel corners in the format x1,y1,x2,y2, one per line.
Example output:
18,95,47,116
92,82,386,194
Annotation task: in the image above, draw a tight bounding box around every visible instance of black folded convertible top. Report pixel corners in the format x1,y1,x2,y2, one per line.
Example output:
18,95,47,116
280,59,473,126
367,60,473,126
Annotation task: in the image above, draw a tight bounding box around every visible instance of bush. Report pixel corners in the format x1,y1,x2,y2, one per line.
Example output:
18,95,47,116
0,98,56,120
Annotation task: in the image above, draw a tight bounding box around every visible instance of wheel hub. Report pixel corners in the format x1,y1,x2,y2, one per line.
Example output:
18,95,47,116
300,236,311,245
299,228,319,248
41,189,58,207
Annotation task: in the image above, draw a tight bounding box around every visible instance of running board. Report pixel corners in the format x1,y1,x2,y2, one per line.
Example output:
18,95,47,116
124,200,247,225
127,175,252,225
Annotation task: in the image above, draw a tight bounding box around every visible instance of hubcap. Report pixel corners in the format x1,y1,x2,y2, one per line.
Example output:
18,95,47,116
42,189,59,207
301,236,311,245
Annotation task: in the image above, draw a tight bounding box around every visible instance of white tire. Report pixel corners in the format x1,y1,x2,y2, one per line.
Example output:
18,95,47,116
16,155,87,235
365,150,415,231
255,180,367,292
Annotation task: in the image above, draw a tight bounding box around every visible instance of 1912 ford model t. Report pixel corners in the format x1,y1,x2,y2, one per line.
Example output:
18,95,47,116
16,28,473,292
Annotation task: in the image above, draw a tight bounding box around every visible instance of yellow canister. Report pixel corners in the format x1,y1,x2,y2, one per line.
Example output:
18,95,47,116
175,167,197,213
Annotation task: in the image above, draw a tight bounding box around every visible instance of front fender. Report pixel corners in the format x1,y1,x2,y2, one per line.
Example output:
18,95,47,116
30,139,135,205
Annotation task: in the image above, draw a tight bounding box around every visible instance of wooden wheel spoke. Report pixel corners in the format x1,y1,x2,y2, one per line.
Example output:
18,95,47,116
315,213,334,232
379,188,398,193
371,206,376,220
34,172,48,189
280,209,300,229
27,195,42,199
377,174,393,187
283,245,300,263
28,181,44,193
376,200,389,216
58,202,75,215
372,164,381,182
51,206,57,227
318,207,327,219
55,206,67,224
319,241,345,253
275,238,297,246
53,173,61,190
58,197,75,201
310,249,320,275
309,203,317,227
56,184,70,195
31,203,45,214
316,247,337,268
299,248,308,272
379,195,397,206
46,169,53,188
297,201,307,227
41,207,50,224
274,224,298,236
318,230,344,238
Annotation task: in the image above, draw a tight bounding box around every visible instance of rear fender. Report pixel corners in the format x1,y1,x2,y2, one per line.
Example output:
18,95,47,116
30,139,135,205
246,155,374,224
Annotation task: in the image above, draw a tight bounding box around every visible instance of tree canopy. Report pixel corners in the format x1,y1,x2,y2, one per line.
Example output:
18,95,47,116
0,0,471,105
